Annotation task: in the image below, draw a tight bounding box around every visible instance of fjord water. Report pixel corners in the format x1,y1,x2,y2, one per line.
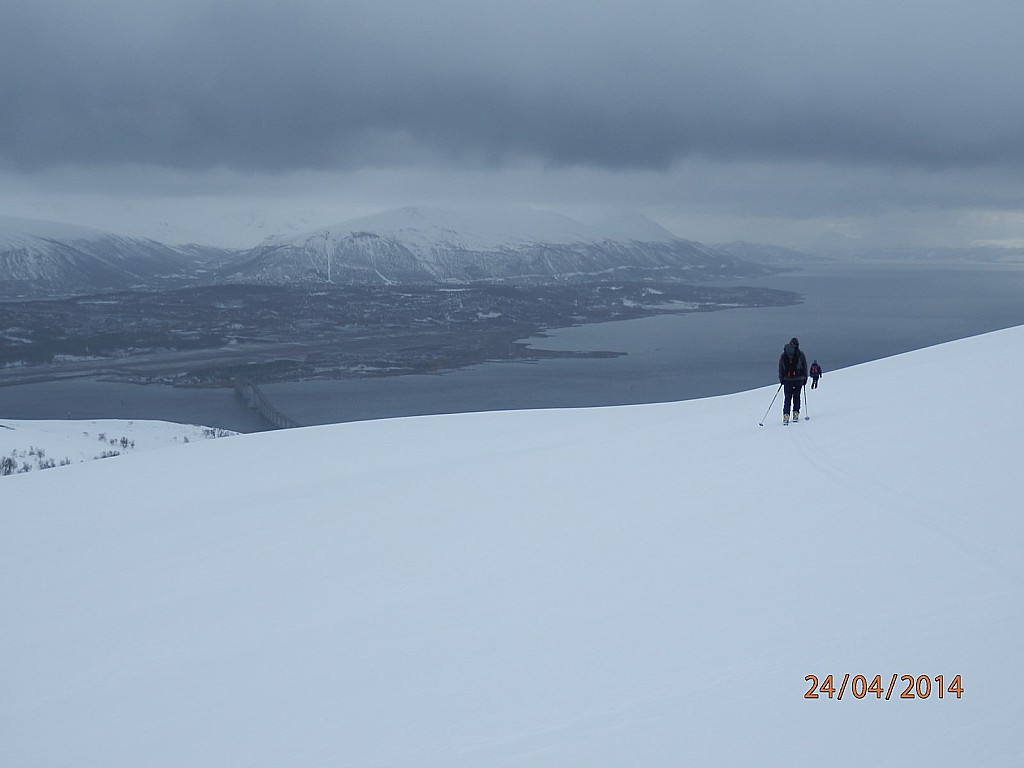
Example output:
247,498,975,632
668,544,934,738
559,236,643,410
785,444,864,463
264,261,1024,425
0,377,268,432
3,262,1024,430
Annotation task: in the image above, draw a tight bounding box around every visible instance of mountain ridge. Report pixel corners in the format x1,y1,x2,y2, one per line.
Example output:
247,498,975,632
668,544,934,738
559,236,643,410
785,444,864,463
220,206,759,285
1,209,767,295
0,214,221,297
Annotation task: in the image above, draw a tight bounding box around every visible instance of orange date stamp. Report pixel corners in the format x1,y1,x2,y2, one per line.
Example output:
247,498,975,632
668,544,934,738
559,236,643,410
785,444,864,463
804,674,963,701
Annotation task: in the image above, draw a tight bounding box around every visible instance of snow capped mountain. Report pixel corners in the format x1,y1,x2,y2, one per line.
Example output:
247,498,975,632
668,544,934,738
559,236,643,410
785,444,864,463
223,207,758,284
3,326,1022,766
301,206,684,252
0,210,765,295
0,215,209,297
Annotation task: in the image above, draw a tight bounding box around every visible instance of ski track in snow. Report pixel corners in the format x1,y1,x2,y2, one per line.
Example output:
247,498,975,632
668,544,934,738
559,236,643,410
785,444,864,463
790,354,1023,590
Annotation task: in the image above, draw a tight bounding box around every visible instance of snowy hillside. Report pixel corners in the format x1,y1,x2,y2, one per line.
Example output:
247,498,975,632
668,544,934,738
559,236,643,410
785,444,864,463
0,215,210,296
222,206,757,284
2,327,1023,766
0,419,236,475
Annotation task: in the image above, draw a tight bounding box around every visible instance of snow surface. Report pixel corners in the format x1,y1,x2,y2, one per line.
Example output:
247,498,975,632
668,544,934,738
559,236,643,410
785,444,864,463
274,206,682,254
0,419,236,473
2,328,1023,766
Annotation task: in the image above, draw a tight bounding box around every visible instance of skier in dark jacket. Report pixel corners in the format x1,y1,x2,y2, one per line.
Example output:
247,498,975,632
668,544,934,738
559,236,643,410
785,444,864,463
809,360,822,389
778,337,808,425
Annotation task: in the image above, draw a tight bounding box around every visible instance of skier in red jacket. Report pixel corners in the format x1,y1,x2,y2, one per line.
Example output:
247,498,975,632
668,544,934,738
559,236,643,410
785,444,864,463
809,360,822,389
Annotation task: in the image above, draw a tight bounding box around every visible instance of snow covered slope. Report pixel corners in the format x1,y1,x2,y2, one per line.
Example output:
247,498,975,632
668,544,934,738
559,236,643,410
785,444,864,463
0,215,205,296
2,327,1023,766
223,206,756,284
0,419,236,474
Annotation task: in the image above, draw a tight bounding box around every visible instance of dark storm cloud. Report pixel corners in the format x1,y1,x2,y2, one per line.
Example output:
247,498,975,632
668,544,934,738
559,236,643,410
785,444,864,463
2,0,1023,173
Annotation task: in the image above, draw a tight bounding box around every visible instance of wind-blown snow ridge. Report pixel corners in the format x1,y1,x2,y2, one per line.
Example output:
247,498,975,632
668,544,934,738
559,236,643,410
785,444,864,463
2,327,1023,766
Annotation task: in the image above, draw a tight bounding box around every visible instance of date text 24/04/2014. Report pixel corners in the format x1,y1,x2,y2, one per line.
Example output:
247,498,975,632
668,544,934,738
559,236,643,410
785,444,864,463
804,674,963,701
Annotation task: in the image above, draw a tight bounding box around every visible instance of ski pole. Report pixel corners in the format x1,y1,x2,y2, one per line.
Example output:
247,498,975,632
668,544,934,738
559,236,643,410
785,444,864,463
802,384,810,420
759,384,783,427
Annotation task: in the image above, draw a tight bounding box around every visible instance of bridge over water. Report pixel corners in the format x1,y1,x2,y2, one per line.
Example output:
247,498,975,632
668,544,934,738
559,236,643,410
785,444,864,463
232,378,303,430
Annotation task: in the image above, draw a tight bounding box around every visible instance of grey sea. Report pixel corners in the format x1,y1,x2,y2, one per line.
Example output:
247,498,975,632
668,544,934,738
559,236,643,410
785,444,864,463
3,262,1024,431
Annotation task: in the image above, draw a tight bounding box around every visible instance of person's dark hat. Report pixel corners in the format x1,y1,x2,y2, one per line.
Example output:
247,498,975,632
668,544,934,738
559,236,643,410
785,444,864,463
790,337,799,346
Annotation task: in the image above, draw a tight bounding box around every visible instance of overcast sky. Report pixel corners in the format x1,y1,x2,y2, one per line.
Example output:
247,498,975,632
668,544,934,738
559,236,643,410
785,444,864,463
1,0,1022,248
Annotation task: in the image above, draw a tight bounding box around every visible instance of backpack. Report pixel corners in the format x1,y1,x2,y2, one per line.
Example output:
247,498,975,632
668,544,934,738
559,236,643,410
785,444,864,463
783,344,804,378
